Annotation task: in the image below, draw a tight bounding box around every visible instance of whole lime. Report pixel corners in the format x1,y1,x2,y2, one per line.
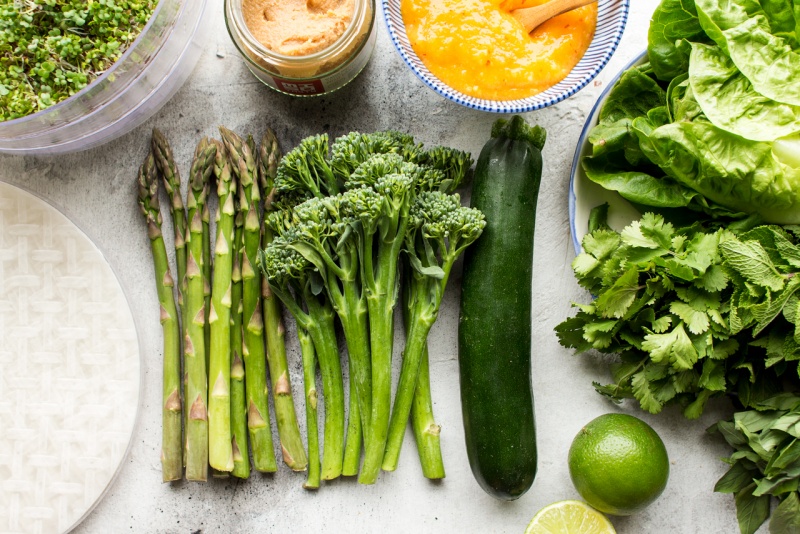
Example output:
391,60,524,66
568,413,669,516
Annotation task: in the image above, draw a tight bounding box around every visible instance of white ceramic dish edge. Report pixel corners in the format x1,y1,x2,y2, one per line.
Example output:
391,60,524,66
568,51,648,254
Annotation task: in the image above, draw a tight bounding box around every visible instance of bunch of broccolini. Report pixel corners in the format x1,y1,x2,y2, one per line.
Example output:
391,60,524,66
259,131,484,485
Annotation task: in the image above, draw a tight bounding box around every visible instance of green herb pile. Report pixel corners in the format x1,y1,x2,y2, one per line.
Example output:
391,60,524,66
558,0,800,530
1,0,157,121
557,208,800,533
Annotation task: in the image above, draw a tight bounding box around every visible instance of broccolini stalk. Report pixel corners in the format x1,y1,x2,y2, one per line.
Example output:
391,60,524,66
411,344,444,479
405,146,473,479
297,324,321,489
137,152,183,483
183,138,216,482
382,191,485,471
401,258,443,480
348,158,417,484
230,202,250,479
273,193,372,473
342,379,362,476
223,128,278,473
259,241,344,481
152,129,188,312
258,131,308,472
208,139,237,472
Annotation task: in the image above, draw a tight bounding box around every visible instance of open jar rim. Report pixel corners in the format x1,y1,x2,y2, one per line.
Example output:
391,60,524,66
224,0,374,69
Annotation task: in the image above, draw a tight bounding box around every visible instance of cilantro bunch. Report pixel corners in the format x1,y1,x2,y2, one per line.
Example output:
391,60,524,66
0,0,157,121
557,208,800,419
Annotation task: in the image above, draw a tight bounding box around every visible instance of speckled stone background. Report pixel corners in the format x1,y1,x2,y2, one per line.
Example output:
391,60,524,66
0,1,751,532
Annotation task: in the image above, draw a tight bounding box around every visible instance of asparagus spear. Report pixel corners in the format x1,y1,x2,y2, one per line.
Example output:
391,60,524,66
208,138,236,472
203,188,212,365
152,129,187,312
137,152,183,482
230,204,250,479
257,130,308,471
297,325,321,489
222,127,278,473
183,138,215,482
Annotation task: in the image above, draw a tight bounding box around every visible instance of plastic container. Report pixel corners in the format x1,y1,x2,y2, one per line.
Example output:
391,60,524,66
0,0,207,156
225,0,376,97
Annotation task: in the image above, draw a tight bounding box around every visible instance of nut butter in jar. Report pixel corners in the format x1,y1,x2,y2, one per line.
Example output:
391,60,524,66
225,0,376,96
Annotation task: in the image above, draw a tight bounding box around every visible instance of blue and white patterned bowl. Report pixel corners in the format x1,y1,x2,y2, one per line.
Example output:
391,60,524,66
382,0,630,113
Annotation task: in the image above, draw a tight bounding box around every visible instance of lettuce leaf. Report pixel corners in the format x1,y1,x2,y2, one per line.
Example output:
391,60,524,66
725,15,800,106
647,0,706,80
643,122,800,224
688,42,800,142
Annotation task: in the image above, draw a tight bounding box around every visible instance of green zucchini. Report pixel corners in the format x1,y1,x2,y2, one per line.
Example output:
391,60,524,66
458,116,545,501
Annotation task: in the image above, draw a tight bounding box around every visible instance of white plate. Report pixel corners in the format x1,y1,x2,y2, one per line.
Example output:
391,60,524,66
568,52,647,253
0,182,141,534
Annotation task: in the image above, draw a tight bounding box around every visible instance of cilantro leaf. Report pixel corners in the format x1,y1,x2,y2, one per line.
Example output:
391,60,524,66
642,322,699,371
595,266,640,319
670,301,710,334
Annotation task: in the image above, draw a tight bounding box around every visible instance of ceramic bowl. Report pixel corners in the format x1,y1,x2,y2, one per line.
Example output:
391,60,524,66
382,0,630,113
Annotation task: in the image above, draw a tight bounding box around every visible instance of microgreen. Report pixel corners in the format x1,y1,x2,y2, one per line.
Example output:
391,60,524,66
0,0,158,121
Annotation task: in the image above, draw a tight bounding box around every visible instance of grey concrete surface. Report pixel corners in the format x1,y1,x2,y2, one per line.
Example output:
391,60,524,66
0,1,749,532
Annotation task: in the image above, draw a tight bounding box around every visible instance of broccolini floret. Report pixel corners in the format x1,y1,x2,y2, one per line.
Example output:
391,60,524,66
382,192,485,471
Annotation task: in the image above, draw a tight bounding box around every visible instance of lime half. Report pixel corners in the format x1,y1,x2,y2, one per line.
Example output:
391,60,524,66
525,500,616,534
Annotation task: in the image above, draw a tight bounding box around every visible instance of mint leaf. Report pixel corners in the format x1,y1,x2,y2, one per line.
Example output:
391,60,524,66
721,238,786,292
774,232,800,269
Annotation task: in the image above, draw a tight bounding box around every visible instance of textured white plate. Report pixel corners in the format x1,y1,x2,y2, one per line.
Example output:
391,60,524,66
568,52,647,253
0,182,141,534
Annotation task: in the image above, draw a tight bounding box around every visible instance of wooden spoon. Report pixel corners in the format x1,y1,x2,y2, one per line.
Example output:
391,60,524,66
512,0,598,34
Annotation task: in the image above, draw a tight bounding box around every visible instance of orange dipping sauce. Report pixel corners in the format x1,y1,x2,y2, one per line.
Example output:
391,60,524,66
401,0,597,101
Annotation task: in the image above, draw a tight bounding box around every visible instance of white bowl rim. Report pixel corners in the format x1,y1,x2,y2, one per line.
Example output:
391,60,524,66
568,50,648,254
381,0,631,113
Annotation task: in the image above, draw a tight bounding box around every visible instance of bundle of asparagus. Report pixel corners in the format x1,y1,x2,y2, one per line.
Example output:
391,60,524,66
140,127,483,486
139,127,305,482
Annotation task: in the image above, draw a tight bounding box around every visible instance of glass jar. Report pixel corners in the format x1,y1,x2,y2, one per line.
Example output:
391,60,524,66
225,0,376,96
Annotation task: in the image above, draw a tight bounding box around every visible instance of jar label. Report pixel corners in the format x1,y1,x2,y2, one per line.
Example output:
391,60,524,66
249,25,377,96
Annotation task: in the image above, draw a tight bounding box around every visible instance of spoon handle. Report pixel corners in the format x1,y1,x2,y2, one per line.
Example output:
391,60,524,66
513,0,598,34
